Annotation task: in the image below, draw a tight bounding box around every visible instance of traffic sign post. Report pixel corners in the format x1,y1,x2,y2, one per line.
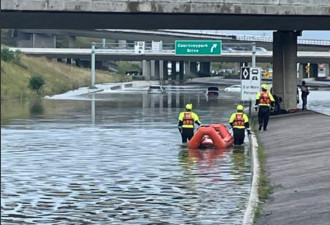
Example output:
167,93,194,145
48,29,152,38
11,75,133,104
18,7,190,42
175,40,222,55
134,41,145,54
240,67,261,114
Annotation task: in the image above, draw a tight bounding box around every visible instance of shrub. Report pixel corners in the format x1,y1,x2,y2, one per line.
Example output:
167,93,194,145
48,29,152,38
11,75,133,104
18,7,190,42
1,48,21,63
28,75,45,95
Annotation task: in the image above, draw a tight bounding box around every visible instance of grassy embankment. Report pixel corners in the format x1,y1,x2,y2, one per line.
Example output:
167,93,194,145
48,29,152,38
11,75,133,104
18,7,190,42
1,54,131,101
250,117,275,223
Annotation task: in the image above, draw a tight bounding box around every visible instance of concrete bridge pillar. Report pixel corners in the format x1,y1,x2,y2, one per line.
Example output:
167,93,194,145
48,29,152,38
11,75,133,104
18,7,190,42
200,62,211,75
16,30,33,47
273,31,299,110
233,63,241,75
151,60,156,80
184,61,191,77
326,64,330,77
163,60,169,81
142,60,151,81
171,61,176,81
298,63,306,84
32,33,56,48
179,61,184,84
190,62,198,75
159,60,164,83
68,36,76,48
310,63,318,78
155,60,160,80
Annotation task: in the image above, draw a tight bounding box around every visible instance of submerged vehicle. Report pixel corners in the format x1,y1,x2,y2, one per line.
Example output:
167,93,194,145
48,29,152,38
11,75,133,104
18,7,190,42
224,84,241,93
188,124,234,149
147,85,165,94
206,86,220,96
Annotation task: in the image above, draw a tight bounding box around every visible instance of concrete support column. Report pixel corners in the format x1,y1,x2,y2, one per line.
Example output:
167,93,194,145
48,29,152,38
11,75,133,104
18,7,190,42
68,36,76,48
163,60,169,81
32,33,56,48
326,64,330,77
233,63,241,74
298,63,305,84
179,61,184,84
184,61,191,77
143,60,151,81
66,58,72,65
159,60,164,82
154,60,160,80
150,60,156,80
171,61,176,81
310,63,318,78
76,59,81,67
273,31,298,110
16,31,33,47
200,62,211,75
190,62,197,75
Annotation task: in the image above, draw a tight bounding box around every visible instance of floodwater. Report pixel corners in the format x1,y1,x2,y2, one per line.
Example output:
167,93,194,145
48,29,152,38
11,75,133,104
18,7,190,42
1,84,252,225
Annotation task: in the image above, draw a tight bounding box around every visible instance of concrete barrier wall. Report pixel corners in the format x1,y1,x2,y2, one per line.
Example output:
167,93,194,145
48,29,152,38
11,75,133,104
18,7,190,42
2,0,330,15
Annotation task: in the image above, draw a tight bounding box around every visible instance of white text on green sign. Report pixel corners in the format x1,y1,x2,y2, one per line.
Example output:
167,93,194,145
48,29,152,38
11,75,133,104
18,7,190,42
175,40,222,55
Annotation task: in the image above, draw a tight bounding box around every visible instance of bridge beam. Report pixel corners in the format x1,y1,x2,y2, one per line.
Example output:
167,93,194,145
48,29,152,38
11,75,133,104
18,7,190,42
273,31,299,111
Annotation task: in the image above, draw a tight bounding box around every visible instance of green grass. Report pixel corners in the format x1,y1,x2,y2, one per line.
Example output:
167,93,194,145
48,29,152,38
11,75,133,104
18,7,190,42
1,54,131,101
250,116,275,223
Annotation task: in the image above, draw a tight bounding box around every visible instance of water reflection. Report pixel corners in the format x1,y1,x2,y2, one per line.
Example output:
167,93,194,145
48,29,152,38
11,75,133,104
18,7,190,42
29,97,44,116
2,89,250,225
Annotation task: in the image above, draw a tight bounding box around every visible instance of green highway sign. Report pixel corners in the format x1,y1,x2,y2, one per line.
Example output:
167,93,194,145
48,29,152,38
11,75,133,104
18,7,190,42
175,40,222,55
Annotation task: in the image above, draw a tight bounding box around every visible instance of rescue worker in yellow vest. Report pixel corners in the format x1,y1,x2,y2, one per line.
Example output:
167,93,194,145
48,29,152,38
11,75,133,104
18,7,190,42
229,104,251,145
255,84,275,131
178,103,201,143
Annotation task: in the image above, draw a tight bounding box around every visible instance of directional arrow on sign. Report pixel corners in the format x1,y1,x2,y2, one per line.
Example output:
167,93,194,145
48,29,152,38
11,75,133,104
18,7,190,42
210,44,217,53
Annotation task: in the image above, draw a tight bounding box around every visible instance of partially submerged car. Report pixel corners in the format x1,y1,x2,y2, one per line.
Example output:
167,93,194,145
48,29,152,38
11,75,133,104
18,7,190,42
147,85,165,94
224,84,241,93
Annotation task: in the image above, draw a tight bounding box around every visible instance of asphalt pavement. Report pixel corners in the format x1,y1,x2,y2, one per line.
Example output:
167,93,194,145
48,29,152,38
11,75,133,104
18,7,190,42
255,110,330,225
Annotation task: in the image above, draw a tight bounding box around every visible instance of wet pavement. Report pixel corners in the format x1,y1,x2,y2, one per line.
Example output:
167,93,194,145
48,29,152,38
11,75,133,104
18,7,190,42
1,84,252,225
255,110,330,225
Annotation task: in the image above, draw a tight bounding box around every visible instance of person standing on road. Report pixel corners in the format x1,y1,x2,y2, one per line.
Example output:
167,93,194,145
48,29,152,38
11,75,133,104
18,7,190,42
301,80,310,110
255,84,275,131
178,103,201,143
229,104,251,145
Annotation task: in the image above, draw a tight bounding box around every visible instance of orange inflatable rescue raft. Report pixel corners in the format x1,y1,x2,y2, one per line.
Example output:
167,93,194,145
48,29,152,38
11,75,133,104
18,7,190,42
188,124,234,149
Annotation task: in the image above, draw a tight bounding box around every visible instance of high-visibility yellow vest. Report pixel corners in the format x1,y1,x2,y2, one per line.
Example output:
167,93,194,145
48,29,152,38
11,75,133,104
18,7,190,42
229,112,249,129
178,111,200,128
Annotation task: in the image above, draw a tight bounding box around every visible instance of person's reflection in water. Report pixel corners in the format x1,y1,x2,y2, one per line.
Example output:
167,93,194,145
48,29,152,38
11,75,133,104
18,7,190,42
177,148,226,221
230,146,250,184
178,148,226,175
29,97,44,116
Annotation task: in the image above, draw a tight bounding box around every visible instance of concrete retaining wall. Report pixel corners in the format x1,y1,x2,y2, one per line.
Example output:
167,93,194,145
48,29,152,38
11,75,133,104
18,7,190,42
2,0,330,15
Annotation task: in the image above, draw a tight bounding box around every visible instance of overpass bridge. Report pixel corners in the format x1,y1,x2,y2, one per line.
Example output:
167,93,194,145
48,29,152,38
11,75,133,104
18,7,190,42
12,29,330,52
9,47,330,64
2,0,330,30
2,0,330,110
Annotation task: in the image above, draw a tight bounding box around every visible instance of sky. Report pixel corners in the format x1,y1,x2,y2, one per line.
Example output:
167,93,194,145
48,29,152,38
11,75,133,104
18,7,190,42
207,30,330,41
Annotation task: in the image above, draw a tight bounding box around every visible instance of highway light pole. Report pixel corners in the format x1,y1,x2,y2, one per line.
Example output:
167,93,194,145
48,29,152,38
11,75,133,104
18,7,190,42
90,42,96,89
252,42,256,67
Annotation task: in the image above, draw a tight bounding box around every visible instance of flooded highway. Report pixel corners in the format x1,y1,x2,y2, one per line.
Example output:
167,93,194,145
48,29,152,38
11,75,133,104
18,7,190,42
1,85,252,224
